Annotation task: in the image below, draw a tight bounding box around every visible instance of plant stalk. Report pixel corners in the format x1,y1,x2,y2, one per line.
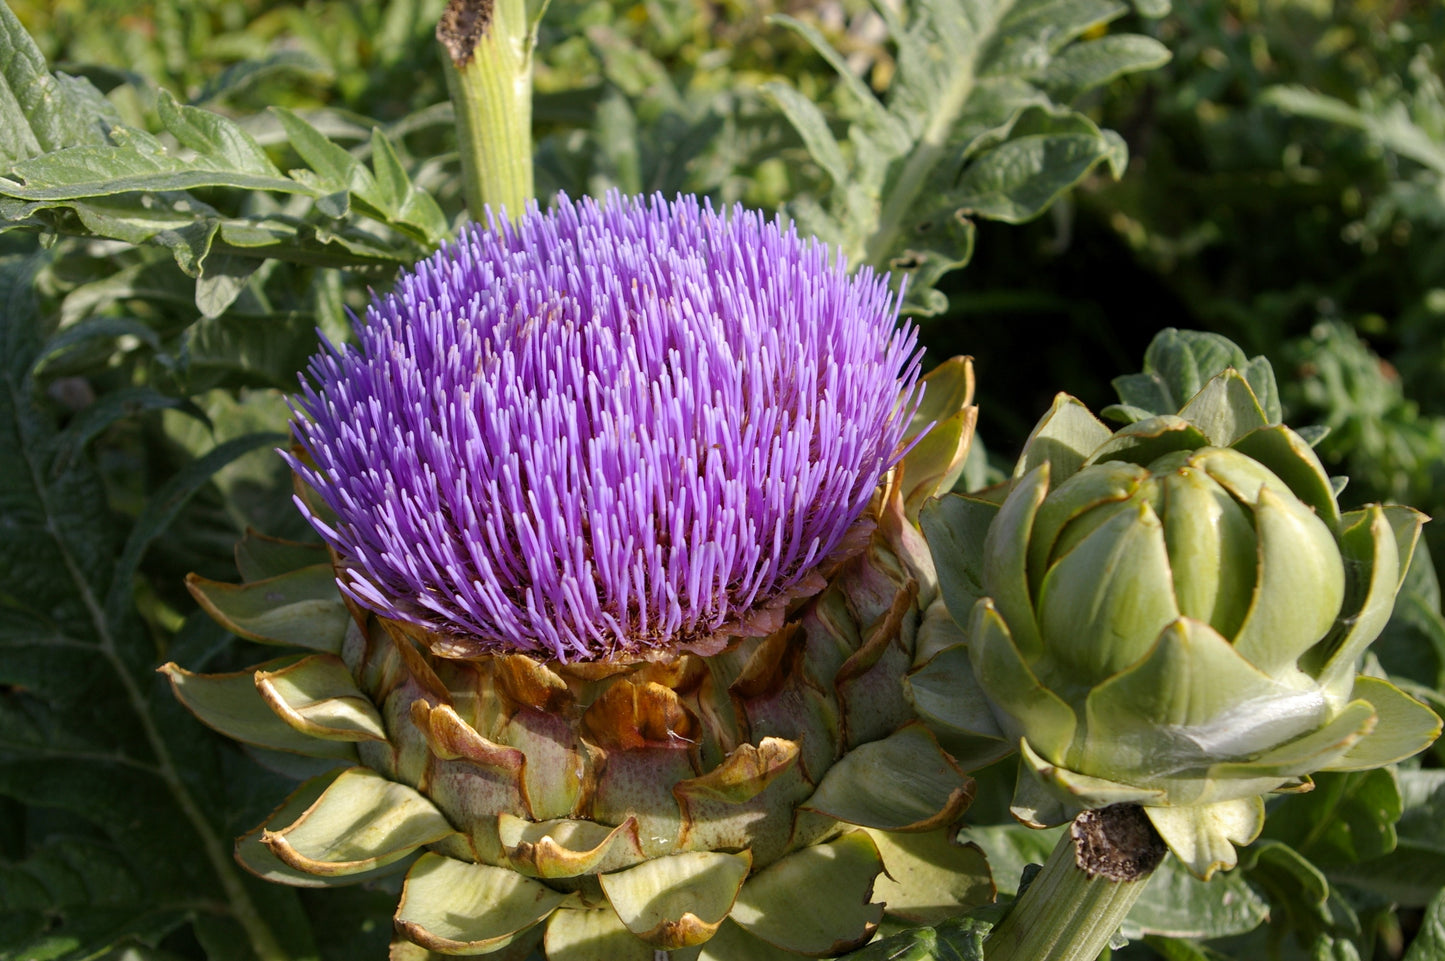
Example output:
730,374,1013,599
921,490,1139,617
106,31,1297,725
984,805,1166,961
438,0,537,219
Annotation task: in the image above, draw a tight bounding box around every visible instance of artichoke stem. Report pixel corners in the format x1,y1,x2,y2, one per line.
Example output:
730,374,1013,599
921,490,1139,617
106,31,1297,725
984,805,1166,961
438,0,537,219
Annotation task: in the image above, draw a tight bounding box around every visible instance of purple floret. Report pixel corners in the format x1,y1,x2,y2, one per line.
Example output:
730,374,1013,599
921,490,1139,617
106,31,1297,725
287,192,922,661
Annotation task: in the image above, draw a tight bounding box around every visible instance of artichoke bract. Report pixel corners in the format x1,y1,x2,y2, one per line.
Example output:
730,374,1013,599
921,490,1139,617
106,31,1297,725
164,193,989,959
916,364,1442,879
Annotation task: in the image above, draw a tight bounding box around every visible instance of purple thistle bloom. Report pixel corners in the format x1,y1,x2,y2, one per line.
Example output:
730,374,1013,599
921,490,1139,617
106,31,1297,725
288,192,923,661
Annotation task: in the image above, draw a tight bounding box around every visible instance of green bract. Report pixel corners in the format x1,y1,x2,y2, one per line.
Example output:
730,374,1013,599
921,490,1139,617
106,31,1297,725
916,367,1443,878
166,358,992,959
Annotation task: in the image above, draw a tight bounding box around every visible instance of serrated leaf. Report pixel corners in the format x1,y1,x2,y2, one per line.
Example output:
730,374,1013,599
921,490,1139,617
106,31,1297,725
0,21,435,278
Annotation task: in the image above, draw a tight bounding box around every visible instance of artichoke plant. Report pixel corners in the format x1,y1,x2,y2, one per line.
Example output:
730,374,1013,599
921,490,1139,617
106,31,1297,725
164,193,990,959
915,355,1443,880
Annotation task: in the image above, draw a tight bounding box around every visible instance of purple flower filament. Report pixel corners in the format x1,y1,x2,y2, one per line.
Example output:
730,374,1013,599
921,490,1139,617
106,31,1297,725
289,192,922,661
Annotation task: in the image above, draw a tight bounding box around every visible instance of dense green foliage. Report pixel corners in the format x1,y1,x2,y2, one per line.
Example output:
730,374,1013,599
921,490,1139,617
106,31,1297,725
1,1,1443,959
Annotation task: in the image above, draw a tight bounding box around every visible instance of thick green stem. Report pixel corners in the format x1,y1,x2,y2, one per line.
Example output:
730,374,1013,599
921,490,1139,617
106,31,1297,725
985,806,1165,961
438,0,537,219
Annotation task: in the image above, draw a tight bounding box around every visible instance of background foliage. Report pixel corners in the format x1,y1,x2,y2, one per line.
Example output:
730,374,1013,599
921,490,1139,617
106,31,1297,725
1,0,1443,959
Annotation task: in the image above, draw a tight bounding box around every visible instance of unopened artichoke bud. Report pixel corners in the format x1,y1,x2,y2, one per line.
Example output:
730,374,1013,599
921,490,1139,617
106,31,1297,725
165,193,991,960
916,364,1442,879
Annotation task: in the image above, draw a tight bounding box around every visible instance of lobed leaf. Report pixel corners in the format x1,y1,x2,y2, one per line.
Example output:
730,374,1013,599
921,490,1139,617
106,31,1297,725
0,251,306,959
768,0,1170,313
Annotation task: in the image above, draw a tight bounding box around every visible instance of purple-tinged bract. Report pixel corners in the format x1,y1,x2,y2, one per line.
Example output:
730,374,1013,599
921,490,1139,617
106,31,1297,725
288,192,922,661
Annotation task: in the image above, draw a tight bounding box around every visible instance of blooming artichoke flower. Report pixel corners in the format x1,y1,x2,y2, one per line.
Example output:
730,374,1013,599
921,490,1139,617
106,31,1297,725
914,365,1442,879
166,193,988,959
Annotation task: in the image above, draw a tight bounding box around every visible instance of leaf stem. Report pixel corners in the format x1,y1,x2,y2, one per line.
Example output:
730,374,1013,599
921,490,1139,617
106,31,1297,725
984,806,1165,961
438,0,538,220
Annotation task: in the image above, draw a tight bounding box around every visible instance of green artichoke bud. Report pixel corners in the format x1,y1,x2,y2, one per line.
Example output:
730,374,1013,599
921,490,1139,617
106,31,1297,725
916,365,1442,878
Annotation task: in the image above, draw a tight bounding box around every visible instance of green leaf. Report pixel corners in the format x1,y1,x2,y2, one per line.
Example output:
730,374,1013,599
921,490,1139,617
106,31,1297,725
272,108,383,212
762,81,848,187
1403,885,1445,961
1328,769,1445,907
952,115,1127,223
234,530,329,583
1176,370,1271,447
1017,393,1116,484
264,768,456,877
1229,840,1339,958
160,659,360,760
1263,770,1402,868
957,822,1063,899
0,2,116,167
865,827,995,925
1264,85,1445,177
186,564,350,652
768,0,1168,313
843,916,990,961
1374,538,1445,691
2,143,309,202
155,90,281,179
920,492,1000,622
1123,854,1268,939
234,775,409,889
195,251,262,319
254,654,388,742
907,644,1011,769
1043,35,1172,99
1145,797,1265,880
0,20,439,278
0,252,301,959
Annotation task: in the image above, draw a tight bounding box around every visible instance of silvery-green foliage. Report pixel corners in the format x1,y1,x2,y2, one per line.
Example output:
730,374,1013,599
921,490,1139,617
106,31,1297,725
0,3,449,321
766,0,1170,313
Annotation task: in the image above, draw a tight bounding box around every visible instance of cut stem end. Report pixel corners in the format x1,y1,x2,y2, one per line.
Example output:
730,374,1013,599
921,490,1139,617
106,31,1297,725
438,0,535,219
985,804,1165,961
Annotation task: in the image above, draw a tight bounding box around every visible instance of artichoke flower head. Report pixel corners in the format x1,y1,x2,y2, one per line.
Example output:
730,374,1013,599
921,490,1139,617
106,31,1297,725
916,330,1442,880
166,193,989,959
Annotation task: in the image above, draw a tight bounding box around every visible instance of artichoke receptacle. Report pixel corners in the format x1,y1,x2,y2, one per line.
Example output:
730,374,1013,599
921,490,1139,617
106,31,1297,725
915,367,1442,878
165,193,991,959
